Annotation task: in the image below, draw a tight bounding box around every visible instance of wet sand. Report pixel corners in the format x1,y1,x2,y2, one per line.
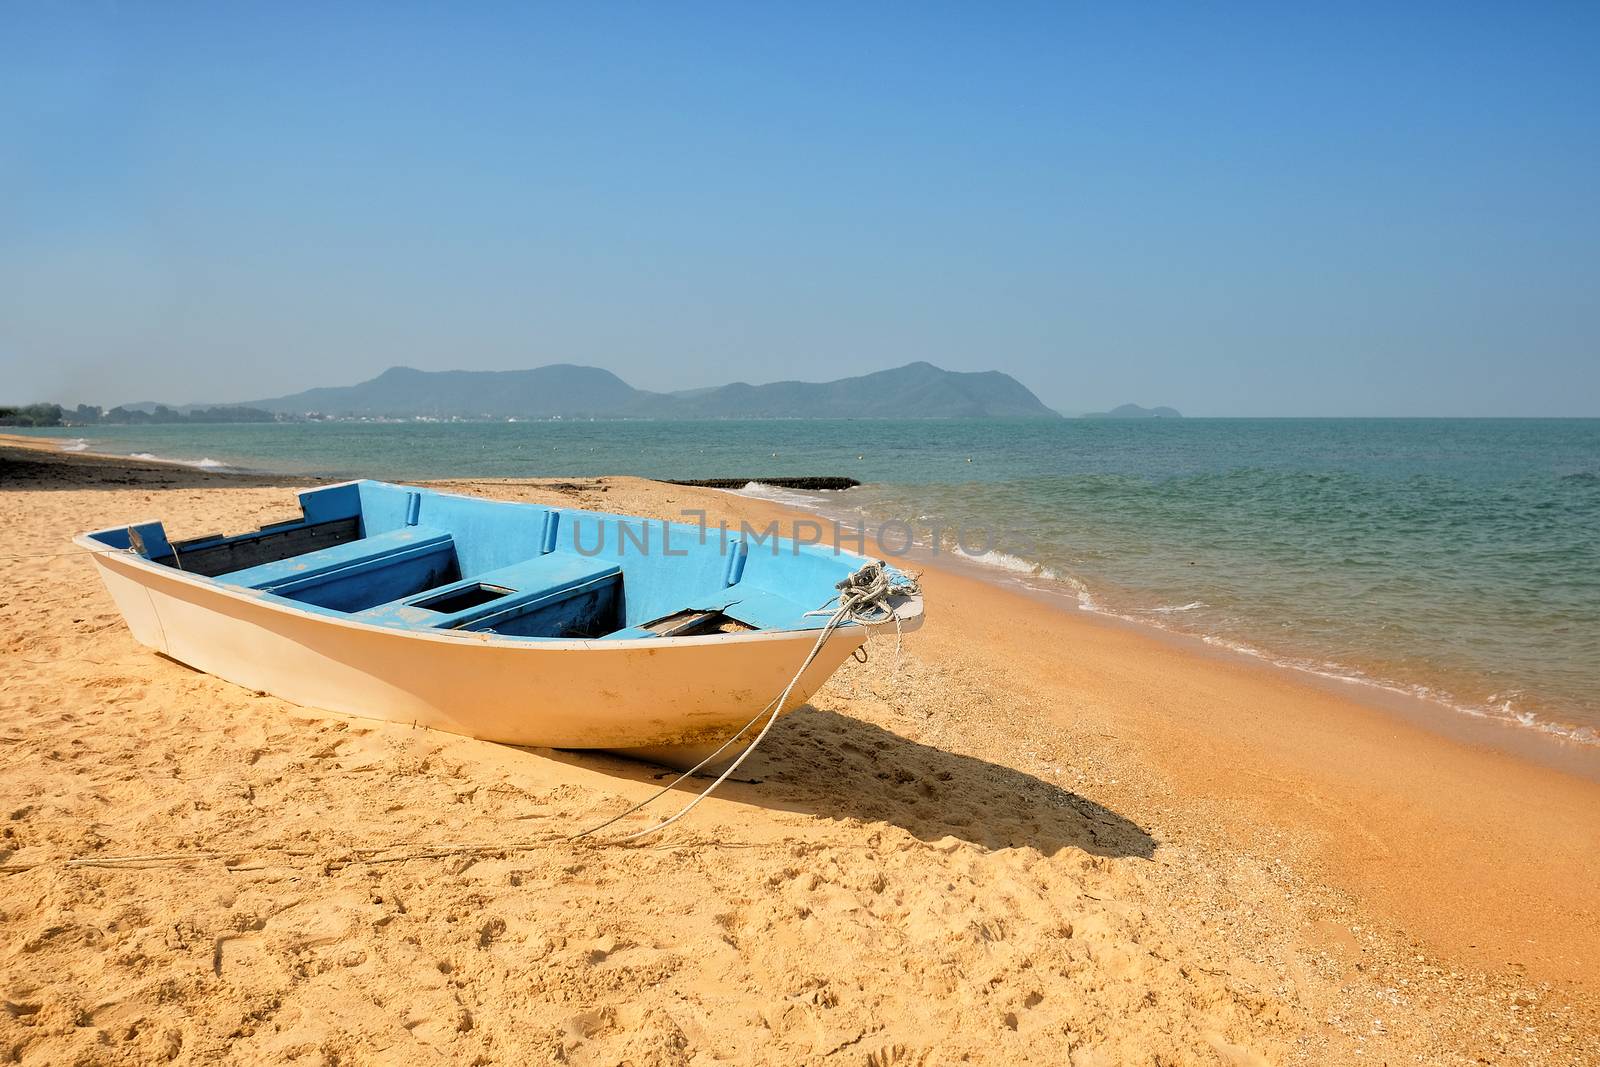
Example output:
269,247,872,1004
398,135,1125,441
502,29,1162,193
2,436,1597,1064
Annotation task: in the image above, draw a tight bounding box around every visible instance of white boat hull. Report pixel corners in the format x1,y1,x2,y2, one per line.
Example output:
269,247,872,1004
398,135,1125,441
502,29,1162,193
80,542,913,760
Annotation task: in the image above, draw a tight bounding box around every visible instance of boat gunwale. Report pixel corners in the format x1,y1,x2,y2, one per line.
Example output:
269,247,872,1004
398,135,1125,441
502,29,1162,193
72,506,923,653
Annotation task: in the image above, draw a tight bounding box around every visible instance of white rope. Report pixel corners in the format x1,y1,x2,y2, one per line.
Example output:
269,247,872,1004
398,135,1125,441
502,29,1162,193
573,559,921,844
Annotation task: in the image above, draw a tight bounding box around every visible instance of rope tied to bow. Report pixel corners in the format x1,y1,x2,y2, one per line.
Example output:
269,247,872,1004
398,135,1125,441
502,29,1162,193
573,559,920,844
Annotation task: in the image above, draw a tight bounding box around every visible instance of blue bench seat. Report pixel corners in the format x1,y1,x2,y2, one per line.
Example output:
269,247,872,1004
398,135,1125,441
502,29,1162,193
353,552,620,632
217,527,458,616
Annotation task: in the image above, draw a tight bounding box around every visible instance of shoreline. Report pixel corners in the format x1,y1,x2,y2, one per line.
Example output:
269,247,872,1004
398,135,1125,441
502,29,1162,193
931,535,1600,783
0,430,300,479
0,431,310,483
8,428,1599,775
732,477,1600,777
921,538,1600,781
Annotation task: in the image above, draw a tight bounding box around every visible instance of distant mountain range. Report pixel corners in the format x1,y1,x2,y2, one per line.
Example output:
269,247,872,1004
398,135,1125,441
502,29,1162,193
1082,403,1183,419
244,362,1061,419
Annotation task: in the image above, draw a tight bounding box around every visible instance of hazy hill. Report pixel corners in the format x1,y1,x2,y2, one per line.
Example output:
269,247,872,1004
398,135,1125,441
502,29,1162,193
247,362,1059,419
1082,403,1183,419
665,362,1056,418
250,365,647,419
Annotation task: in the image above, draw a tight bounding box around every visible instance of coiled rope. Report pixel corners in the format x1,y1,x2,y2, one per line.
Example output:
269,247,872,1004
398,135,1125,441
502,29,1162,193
572,559,920,844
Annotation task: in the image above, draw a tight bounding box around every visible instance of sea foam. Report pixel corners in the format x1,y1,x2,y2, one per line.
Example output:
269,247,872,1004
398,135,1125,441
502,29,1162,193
128,451,231,471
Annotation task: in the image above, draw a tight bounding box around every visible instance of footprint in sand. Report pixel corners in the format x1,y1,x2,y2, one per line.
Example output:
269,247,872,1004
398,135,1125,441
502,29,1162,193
476,917,507,948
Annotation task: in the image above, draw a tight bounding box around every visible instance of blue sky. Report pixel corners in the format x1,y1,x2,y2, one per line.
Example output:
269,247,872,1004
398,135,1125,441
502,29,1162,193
2,3,1596,415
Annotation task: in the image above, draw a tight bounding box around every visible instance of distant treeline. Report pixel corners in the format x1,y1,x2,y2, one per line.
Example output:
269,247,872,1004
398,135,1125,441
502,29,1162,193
0,403,279,427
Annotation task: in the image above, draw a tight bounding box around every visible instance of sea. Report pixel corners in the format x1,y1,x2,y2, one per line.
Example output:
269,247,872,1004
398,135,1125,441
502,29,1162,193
17,418,1600,746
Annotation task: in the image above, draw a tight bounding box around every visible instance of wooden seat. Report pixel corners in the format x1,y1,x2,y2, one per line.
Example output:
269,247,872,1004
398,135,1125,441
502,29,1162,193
353,552,620,633
219,527,458,612
219,526,451,591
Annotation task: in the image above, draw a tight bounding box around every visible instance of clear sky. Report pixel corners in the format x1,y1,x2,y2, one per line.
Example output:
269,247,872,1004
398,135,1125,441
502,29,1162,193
2,3,1596,416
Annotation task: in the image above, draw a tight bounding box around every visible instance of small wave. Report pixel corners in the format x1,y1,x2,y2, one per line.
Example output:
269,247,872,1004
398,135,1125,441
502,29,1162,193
963,550,1106,610
969,548,1059,580
1146,601,1204,614
1188,633,1600,747
732,481,824,510
1199,633,1269,659
127,451,232,472
60,438,90,453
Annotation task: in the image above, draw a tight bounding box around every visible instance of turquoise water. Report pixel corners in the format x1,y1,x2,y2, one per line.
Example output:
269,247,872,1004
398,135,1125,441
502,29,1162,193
18,419,1600,741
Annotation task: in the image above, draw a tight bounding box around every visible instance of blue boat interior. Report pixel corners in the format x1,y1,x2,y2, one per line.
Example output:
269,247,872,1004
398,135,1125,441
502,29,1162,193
88,481,866,640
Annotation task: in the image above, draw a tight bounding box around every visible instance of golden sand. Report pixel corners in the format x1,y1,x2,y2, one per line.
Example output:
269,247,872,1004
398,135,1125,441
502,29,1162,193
2,437,1597,1064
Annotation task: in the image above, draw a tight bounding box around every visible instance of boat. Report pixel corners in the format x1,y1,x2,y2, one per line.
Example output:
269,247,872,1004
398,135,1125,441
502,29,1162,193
74,480,923,766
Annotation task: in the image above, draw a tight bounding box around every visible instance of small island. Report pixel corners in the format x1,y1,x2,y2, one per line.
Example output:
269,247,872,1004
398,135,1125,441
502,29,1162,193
1082,403,1183,419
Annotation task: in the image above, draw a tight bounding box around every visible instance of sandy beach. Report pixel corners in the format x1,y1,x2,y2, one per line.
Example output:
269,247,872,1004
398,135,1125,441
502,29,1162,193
3,436,1598,1065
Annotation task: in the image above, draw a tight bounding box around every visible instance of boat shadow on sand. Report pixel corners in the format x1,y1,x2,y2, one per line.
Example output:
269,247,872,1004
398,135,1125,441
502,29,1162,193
561,706,1155,861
